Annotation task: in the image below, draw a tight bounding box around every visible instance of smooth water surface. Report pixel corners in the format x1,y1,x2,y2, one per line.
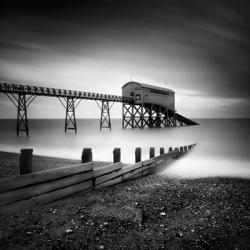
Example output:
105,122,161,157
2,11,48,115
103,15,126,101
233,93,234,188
0,119,249,178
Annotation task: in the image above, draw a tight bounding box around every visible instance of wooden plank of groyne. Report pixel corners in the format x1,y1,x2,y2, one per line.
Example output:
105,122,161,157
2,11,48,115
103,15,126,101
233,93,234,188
121,162,142,175
0,171,93,207
142,162,156,171
124,172,142,181
123,167,143,180
34,179,93,205
123,163,153,181
93,162,122,178
154,152,169,160
95,169,123,186
142,168,153,176
95,176,123,189
155,159,165,165
0,162,93,193
142,158,156,165
0,179,93,216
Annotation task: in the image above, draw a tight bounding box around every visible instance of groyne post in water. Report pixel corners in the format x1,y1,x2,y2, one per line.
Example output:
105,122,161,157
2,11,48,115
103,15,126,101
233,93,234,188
135,147,141,163
81,148,92,163
150,147,155,158
160,147,165,155
184,146,187,152
169,147,173,152
19,148,33,175
174,147,179,158
113,148,121,163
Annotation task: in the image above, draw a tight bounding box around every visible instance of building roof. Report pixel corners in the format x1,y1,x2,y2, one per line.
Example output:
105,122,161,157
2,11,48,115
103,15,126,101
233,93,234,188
122,81,174,93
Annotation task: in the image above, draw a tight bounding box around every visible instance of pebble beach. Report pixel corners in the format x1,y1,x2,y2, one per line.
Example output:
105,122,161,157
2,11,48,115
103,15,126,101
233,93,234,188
0,151,249,249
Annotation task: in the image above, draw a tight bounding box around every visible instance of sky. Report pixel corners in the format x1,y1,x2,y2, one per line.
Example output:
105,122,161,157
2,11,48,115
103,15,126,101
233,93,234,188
0,0,249,118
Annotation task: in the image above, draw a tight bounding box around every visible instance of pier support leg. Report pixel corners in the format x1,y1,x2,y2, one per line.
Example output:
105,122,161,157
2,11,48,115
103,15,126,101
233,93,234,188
100,101,111,130
58,97,81,133
122,103,178,129
123,104,133,128
5,93,36,136
17,94,29,136
123,103,143,129
65,97,77,133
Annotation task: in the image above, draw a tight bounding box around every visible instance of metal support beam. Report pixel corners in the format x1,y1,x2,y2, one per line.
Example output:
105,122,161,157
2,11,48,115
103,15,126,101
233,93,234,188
99,101,112,130
65,97,77,133
122,103,178,129
5,93,36,136
17,94,29,136
58,97,81,133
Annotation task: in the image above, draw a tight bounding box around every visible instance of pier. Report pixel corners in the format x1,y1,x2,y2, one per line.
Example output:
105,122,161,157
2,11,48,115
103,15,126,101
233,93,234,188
0,81,198,136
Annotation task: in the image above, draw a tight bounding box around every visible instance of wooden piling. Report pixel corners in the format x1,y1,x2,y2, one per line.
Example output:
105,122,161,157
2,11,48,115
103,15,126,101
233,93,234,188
81,148,92,163
180,146,184,153
184,146,187,152
113,148,121,163
19,149,33,175
150,147,155,158
160,147,165,155
173,147,179,158
188,145,192,150
135,147,141,163
169,147,173,152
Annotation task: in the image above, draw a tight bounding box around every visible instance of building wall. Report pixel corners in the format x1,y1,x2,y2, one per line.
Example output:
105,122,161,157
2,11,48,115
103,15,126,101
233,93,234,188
122,82,175,111
122,82,142,102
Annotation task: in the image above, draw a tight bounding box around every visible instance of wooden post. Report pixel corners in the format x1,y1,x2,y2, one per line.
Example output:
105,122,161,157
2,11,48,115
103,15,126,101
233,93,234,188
169,147,172,152
160,147,165,155
19,148,33,175
184,146,187,152
188,145,192,150
135,147,141,163
81,148,92,163
180,147,184,153
150,147,155,158
173,147,179,158
113,148,121,163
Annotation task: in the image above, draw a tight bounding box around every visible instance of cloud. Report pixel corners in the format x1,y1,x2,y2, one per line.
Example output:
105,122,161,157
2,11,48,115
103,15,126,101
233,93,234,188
0,0,249,118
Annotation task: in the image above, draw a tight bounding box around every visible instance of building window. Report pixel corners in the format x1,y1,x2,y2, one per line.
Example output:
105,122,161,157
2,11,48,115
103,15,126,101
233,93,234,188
135,94,141,100
150,89,169,96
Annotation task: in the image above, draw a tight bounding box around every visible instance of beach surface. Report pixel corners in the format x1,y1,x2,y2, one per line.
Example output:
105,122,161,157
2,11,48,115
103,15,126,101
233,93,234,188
0,151,249,249
0,151,112,179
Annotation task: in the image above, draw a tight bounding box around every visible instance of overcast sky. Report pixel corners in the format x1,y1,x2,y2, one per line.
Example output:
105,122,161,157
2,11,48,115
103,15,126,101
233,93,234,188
0,0,249,118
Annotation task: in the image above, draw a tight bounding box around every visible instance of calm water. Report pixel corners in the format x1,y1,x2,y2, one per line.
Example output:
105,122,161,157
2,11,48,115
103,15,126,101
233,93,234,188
0,119,249,178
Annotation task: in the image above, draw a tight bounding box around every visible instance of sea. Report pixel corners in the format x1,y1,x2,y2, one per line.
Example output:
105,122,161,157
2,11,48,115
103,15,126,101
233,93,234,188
0,119,249,179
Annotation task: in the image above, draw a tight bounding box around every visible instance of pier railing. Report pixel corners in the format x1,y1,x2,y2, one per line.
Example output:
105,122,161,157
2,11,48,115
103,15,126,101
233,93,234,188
0,82,132,103
0,144,196,216
0,81,133,134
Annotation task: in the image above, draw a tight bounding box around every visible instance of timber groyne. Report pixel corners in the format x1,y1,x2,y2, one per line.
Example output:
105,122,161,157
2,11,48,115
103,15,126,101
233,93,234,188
0,144,196,216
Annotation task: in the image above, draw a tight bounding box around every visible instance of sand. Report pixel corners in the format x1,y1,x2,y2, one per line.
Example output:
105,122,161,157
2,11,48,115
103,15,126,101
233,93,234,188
0,151,249,249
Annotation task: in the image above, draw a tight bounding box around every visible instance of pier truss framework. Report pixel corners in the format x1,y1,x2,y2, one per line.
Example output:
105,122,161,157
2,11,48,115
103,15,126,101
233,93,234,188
0,82,130,135
122,103,181,129
0,82,197,136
